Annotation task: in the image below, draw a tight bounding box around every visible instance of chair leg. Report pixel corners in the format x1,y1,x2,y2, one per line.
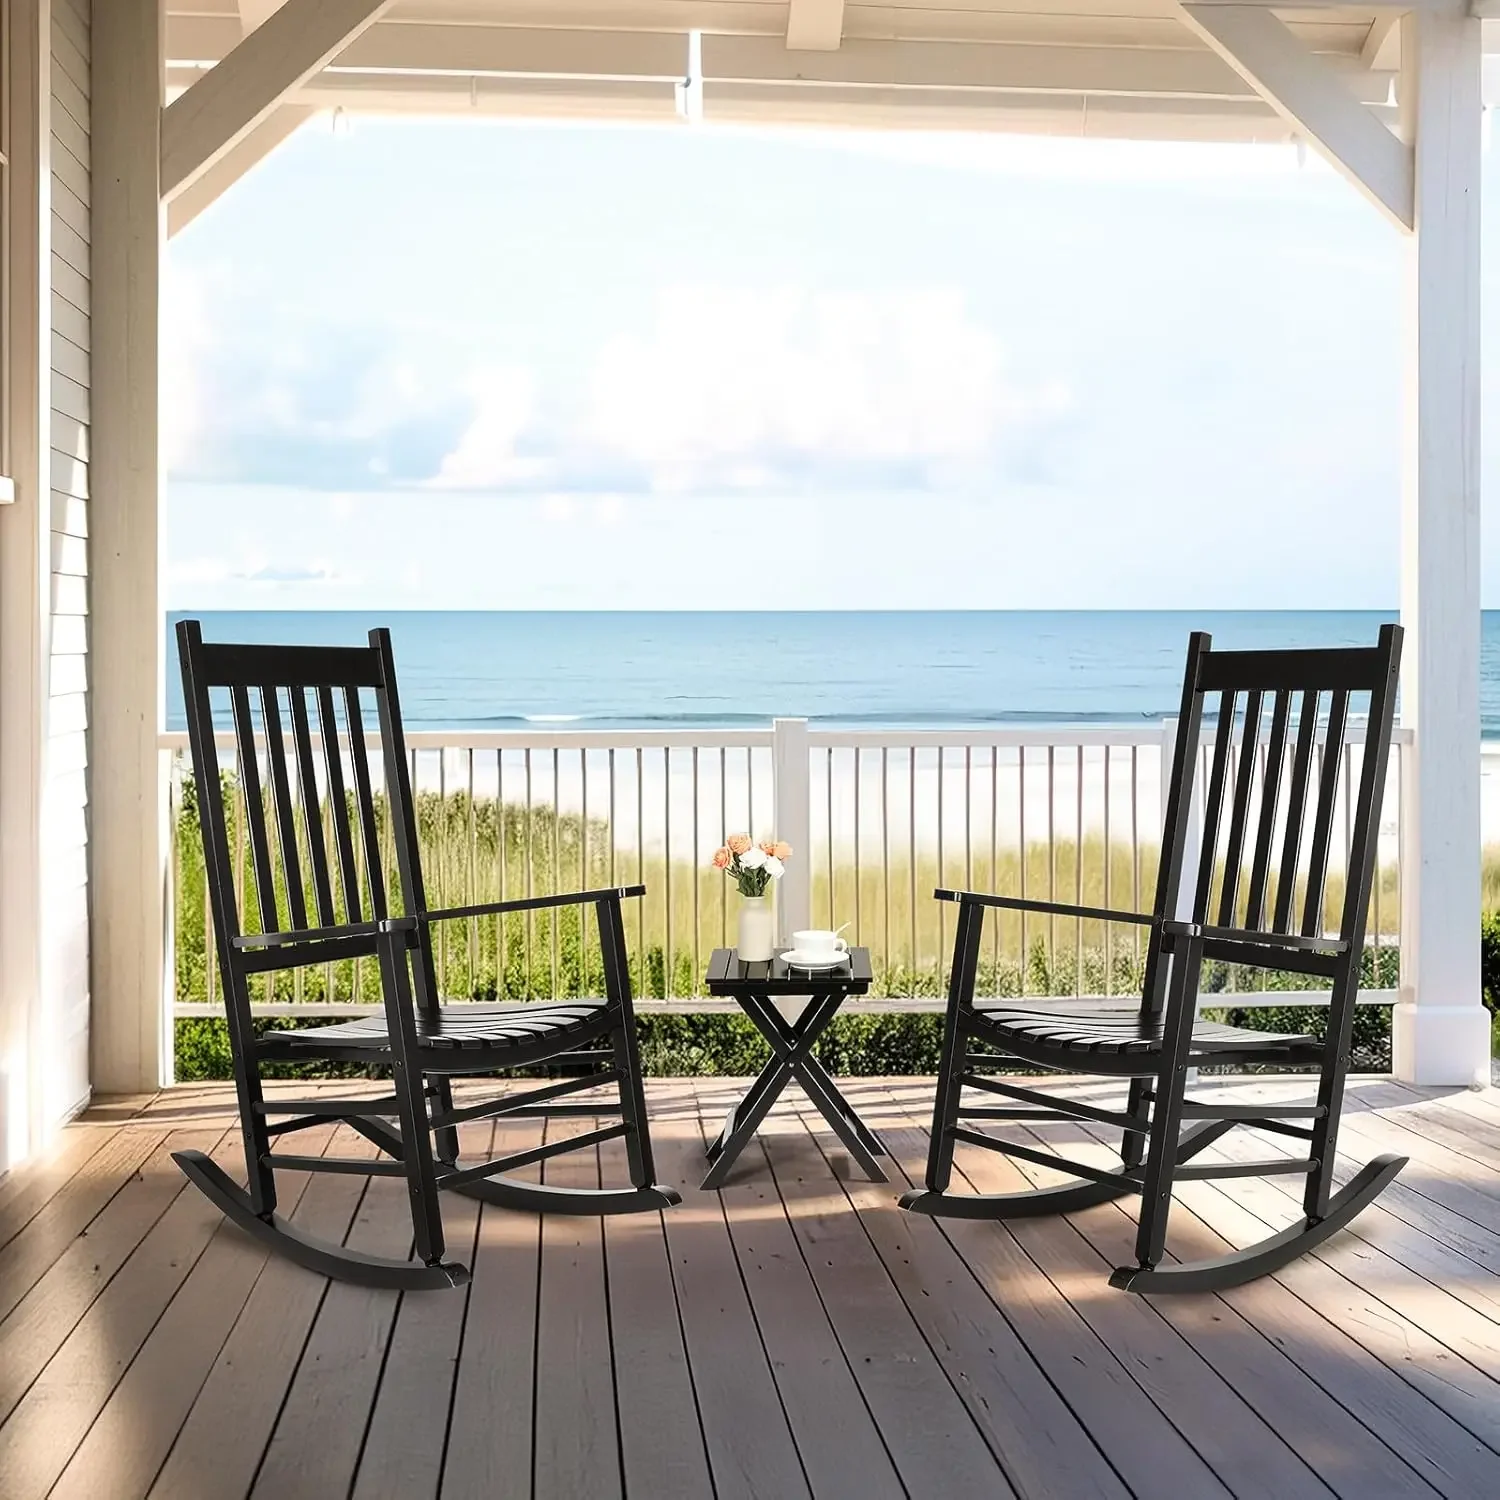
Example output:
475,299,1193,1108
596,895,670,1192
377,930,458,1274
1303,964,1361,1222
1130,937,1202,1273
923,901,983,1193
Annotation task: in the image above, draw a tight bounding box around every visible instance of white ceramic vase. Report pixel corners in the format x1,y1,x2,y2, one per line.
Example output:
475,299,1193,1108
736,893,775,962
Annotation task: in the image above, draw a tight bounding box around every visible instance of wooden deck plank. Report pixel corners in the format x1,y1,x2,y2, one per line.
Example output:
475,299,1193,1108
0,1127,206,1426
439,1113,545,1500
0,1123,114,1248
534,1117,622,1500
711,1109,906,1500
653,1105,813,1499
0,1124,169,1323
1179,1124,1500,1455
49,1127,339,1500
149,1129,371,1500
869,1086,1320,1500
1035,1098,1500,1497
928,1087,1435,1500
599,1114,717,1500
352,1124,488,1500
0,1129,244,1500
250,1147,415,1498
760,1110,1024,1500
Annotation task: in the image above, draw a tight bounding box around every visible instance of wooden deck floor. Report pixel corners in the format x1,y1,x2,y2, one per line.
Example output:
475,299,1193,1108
2,1075,1500,1499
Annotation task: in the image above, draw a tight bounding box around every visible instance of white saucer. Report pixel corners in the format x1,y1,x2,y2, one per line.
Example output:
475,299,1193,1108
780,949,850,970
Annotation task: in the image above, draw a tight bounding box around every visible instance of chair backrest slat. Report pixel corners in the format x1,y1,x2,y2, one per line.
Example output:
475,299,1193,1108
1216,689,1263,927
1301,690,1350,937
1193,697,1236,921
318,684,364,923
344,683,389,920
231,683,279,932
1272,690,1319,933
260,685,309,931
1243,689,1290,930
289,687,337,927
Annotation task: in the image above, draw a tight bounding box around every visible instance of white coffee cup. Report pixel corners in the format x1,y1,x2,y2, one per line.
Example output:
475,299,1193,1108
791,929,848,959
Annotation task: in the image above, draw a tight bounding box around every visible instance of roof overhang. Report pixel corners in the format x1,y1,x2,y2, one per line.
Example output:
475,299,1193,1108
164,1,1439,145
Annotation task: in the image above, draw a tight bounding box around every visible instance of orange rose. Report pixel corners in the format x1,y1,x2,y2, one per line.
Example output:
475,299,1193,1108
726,833,752,855
759,841,777,856
773,841,792,860
711,847,731,869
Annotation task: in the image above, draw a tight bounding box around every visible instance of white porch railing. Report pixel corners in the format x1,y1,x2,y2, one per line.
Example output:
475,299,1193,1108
162,720,1411,1020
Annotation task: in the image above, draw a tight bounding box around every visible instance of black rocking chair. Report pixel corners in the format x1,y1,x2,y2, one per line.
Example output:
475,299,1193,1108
175,620,679,1291
902,625,1405,1293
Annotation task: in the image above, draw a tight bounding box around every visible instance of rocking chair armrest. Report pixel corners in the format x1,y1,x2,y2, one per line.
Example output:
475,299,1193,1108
1161,920,1349,954
232,920,382,949
934,889,1157,927
409,885,648,925
231,887,647,947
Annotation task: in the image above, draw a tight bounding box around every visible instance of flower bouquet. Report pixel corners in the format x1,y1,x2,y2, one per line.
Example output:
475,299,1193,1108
712,835,792,960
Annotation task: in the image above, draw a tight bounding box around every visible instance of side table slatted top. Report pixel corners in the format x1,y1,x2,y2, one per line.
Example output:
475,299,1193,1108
705,946,875,994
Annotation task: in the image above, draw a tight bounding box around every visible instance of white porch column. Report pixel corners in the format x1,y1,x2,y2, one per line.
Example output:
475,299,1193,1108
1393,8,1491,1087
90,0,169,1093
0,0,54,1170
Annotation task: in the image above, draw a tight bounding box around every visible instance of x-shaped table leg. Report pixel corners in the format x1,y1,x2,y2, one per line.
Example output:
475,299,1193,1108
701,988,887,1190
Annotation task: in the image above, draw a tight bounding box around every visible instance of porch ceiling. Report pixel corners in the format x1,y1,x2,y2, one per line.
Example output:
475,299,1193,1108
164,0,1426,143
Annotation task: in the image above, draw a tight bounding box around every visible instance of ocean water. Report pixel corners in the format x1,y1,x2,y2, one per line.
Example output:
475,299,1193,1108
164,609,1500,734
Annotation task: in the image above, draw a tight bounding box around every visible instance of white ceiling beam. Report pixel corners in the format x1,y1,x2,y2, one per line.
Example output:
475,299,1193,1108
1361,14,1402,69
787,0,844,52
167,104,314,237
170,17,690,80
701,33,1392,103
214,69,684,121
1178,4,1413,228
165,65,1299,143
161,0,396,201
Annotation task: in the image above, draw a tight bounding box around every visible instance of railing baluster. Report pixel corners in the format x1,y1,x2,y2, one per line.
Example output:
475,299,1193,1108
882,747,890,987
581,747,591,996
908,747,917,998
552,747,562,1001
1018,746,1027,996
1047,745,1056,976
1075,745,1084,997
691,745,700,993
1104,745,1112,996
858,750,870,948
826,746,835,928
524,748,534,997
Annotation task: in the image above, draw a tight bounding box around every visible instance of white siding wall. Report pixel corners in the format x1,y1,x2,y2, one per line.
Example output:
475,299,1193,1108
44,0,90,1122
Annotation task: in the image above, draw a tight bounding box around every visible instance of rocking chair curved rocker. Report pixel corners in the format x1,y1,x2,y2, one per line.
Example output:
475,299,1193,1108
901,625,1406,1294
176,620,678,1291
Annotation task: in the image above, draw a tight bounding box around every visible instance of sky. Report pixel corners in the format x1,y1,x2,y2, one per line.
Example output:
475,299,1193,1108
165,115,1500,611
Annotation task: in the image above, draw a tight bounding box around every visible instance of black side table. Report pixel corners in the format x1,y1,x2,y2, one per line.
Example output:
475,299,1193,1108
700,947,887,1190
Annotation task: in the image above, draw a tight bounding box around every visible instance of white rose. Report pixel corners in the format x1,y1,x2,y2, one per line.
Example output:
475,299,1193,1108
763,855,785,878
739,846,767,870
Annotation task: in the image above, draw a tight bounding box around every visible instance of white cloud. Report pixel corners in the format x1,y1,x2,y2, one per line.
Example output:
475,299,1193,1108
586,286,1067,492
428,364,538,489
